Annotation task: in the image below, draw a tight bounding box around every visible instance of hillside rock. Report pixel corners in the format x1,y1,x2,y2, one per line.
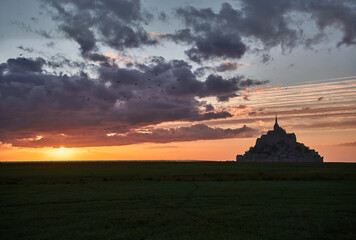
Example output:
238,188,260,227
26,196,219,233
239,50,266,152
236,115,323,162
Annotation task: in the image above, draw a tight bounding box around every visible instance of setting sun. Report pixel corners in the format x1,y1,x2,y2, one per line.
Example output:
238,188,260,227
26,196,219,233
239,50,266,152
48,147,75,160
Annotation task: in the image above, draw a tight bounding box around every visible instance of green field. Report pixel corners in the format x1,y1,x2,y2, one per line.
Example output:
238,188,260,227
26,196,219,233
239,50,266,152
1,162,355,240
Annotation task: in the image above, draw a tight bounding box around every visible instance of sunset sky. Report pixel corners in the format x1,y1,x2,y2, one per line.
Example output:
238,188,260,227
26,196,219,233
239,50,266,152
0,0,355,162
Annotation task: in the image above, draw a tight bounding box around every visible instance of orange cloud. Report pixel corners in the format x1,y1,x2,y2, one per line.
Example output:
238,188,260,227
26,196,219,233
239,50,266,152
104,53,132,66
149,32,168,39
104,53,124,60
19,136,43,141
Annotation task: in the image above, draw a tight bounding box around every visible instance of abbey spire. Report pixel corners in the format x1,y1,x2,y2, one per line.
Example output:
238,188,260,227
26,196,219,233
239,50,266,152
274,113,280,131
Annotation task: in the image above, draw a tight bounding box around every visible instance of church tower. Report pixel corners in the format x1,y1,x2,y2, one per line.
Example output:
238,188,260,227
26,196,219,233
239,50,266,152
273,113,279,131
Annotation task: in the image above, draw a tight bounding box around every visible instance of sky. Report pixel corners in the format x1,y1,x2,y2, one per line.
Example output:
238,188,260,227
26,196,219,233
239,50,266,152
0,0,355,162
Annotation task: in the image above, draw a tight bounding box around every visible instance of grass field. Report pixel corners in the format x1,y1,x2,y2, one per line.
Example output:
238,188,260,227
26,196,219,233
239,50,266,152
1,162,355,240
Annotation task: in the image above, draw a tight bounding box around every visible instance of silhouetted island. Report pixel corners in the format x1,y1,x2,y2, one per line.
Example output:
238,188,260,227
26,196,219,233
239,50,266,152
236,115,323,162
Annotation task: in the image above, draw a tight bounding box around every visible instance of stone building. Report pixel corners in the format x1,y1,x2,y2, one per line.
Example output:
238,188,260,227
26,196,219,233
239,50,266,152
236,115,323,162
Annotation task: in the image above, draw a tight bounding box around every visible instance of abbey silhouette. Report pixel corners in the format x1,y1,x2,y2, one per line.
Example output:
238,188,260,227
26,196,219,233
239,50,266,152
236,114,323,162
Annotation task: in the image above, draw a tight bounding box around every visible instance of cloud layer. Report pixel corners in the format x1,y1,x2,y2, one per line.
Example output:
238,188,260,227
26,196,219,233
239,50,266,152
44,0,356,63
1,0,355,148
7,124,257,148
0,56,265,147
170,0,356,62
45,0,157,59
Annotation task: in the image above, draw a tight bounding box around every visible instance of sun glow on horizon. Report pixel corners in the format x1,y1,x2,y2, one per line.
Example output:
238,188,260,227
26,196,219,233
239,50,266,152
48,147,76,160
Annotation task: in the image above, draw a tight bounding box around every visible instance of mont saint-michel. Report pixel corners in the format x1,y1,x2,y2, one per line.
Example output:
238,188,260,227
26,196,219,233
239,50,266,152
236,115,323,162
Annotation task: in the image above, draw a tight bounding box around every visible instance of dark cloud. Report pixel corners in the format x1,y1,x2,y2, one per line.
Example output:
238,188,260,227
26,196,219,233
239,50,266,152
299,0,356,46
239,78,269,87
203,73,265,102
193,66,213,77
205,104,214,112
85,53,111,62
100,58,265,102
217,94,239,102
204,75,239,96
46,54,86,70
197,112,232,121
216,62,241,72
0,56,266,147
173,0,356,62
184,30,247,63
125,62,134,68
5,57,45,73
17,45,34,53
44,0,157,57
6,124,258,148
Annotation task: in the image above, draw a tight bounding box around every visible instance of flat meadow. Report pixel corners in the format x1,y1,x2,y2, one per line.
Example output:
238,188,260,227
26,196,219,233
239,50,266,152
0,161,355,240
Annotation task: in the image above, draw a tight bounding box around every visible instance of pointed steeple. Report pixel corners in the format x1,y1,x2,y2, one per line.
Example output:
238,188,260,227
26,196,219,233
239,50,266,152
274,112,279,131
